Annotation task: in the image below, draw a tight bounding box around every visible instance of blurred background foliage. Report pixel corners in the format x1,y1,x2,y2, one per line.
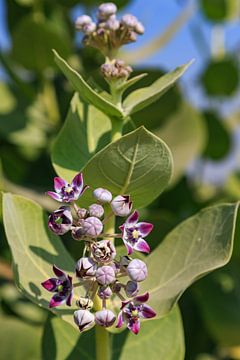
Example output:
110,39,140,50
0,0,240,359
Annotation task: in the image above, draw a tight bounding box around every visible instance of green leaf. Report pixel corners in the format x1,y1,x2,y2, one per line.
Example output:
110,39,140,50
141,203,239,318
123,61,193,116
155,102,206,185
120,73,148,92
0,316,41,360
112,306,185,360
52,93,111,182
42,315,95,360
82,127,173,208
53,50,124,118
2,193,82,327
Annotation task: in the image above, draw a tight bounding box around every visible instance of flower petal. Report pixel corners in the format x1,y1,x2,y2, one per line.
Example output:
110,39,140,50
139,304,156,319
126,210,139,226
128,319,140,334
53,265,66,278
66,291,73,306
137,222,153,237
54,177,67,192
133,238,150,254
124,240,133,255
46,191,63,202
41,278,58,292
116,311,124,328
72,172,83,190
134,292,149,303
49,294,66,308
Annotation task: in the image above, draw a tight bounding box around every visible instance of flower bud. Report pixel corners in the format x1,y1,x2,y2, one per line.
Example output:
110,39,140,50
120,256,131,267
125,281,139,297
82,217,103,237
97,3,117,21
75,15,93,30
96,266,116,285
95,309,116,327
98,286,112,299
83,22,97,35
91,240,116,264
76,297,93,310
74,309,95,332
76,257,97,278
77,208,88,219
71,225,85,240
89,204,104,218
127,259,148,282
121,14,138,29
135,21,145,35
111,195,132,217
105,16,120,31
93,188,112,203
48,206,73,235
111,281,122,293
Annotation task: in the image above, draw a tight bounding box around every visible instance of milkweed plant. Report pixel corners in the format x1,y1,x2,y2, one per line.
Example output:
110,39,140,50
3,3,239,360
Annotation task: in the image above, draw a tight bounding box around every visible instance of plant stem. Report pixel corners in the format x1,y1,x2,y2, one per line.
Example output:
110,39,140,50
95,326,111,360
111,117,123,142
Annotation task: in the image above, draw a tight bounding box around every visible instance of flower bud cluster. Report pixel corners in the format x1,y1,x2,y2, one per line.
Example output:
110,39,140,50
101,59,133,81
75,2,144,55
42,172,155,334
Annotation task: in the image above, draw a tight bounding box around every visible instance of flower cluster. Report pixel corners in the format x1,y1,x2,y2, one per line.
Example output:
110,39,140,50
75,2,144,56
42,172,155,334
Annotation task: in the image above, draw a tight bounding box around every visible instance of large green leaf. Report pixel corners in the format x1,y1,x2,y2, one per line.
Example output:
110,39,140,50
81,127,173,208
155,103,206,185
141,203,239,318
42,307,184,360
0,316,42,360
54,50,124,118
2,193,82,327
52,93,111,182
123,61,193,116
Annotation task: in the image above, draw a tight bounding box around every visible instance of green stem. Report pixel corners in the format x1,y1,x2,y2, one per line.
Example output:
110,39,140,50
95,326,111,360
111,117,123,142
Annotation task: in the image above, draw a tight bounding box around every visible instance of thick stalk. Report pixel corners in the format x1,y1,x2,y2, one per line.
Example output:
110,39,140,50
111,117,123,142
95,206,115,360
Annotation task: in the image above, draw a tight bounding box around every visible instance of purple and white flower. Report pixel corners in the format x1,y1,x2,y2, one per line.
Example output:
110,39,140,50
82,217,103,237
48,206,73,235
76,257,97,279
119,210,153,255
96,265,116,285
125,281,139,297
95,309,116,327
41,265,73,308
74,309,95,332
97,2,117,21
111,195,132,217
89,204,104,218
127,259,148,282
93,188,112,203
98,286,113,299
47,172,88,203
116,292,156,334
91,240,116,263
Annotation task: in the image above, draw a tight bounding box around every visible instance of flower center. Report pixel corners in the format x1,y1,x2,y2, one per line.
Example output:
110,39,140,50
65,185,73,194
131,309,138,317
55,216,63,225
57,284,64,292
132,229,139,239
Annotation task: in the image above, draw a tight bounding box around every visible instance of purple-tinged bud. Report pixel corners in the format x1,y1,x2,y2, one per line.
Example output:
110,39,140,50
76,257,97,278
91,240,116,264
97,3,117,21
75,15,93,30
71,224,85,240
127,259,148,282
74,309,95,332
96,266,116,285
120,256,131,267
121,14,138,29
98,286,113,299
48,206,73,235
111,281,122,293
76,297,93,310
105,16,120,31
111,195,132,217
83,22,97,35
82,217,103,237
95,309,116,327
77,208,88,219
89,204,104,218
93,188,112,203
125,281,139,297
135,21,145,35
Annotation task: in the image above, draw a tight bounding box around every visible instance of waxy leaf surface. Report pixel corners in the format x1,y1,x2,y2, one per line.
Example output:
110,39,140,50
54,50,124,118
141,203,239,317
2,193,82,327
82,127,173,208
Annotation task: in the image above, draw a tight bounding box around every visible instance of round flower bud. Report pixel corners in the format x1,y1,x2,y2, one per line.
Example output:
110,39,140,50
76,297,93,310
91,240,116,264
111,281,122,293
96,266,116,285
120,256,131,267
75,15,93,30
98,286,112,299
48,206,73,235
135,21,145,35
105,16,120,31
95,309,116,327
125,281,139,297
97,3,117,21
93,188,112,203
111,195,132,217
127,259,148,282
71,225,85,240
83,22,97,35
74,309,95,332
121,14,138,29
89,204,104,218
77,208,88,219
76,257,97,278
82,217,103,237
